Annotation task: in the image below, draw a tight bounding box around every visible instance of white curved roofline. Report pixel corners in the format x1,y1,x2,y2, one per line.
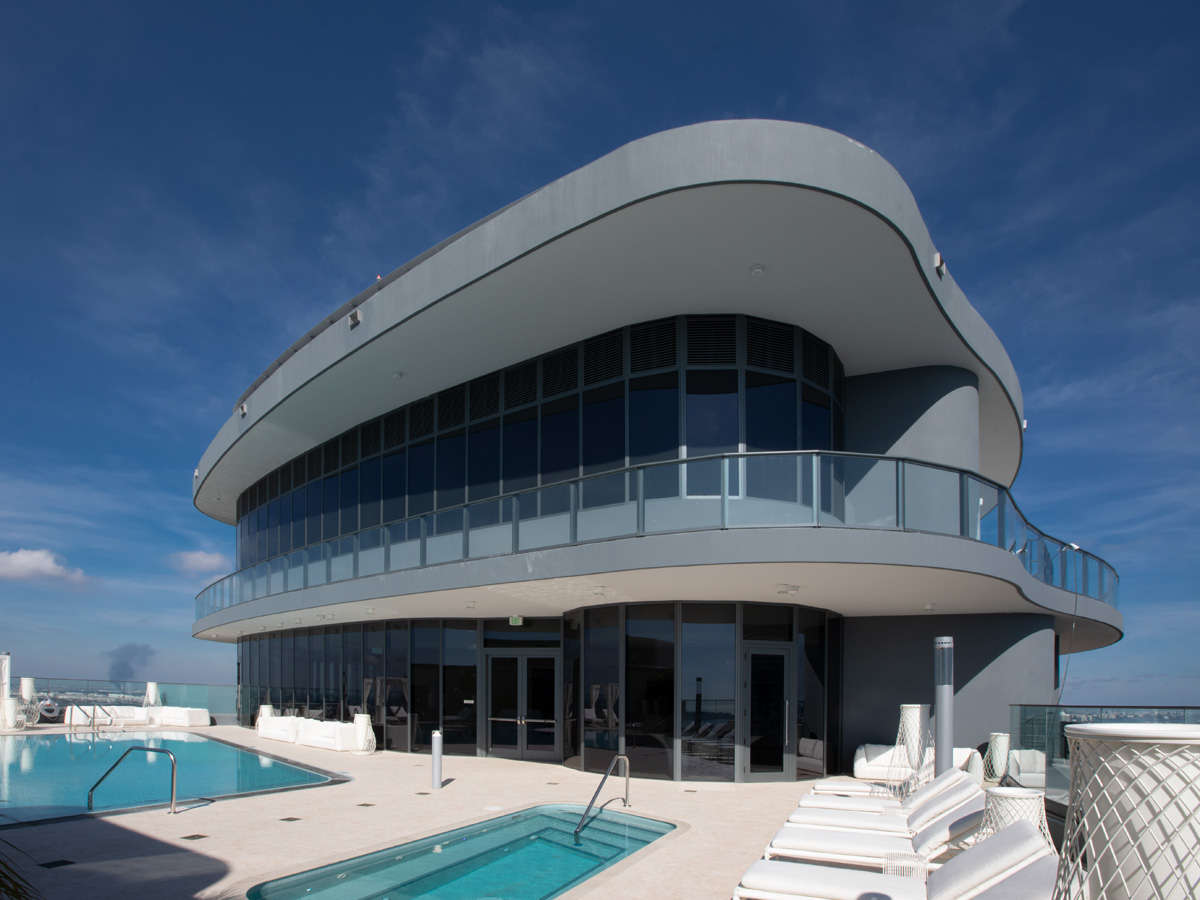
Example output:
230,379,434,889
195,120,1023,524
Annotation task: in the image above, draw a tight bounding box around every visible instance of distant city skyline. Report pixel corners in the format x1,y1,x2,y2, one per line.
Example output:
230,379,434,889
1,3,1196,705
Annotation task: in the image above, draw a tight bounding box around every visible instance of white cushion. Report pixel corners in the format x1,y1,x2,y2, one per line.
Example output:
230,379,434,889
740,858,925,900
927,821,1053,900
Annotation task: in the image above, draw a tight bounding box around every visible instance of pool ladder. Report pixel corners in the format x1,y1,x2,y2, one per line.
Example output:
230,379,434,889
88,746,178,814
574,754,629,844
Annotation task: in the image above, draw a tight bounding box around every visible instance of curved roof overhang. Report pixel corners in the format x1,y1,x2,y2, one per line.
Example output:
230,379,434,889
195,120,1024,525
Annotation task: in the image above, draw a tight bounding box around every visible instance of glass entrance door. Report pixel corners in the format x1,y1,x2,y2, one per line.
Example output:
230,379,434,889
487,652,560,762
742,646,794,781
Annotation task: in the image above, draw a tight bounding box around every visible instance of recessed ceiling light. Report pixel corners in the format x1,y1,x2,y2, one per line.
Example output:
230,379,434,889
750,264,765,277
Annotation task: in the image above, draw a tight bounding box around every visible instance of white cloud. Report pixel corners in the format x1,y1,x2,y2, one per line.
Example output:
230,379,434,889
170,549,231,577
0,548,85,583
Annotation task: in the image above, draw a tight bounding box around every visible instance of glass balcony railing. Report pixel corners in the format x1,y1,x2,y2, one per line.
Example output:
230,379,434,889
1009,705,1200,806
196,451,1119,620
24,677,238,717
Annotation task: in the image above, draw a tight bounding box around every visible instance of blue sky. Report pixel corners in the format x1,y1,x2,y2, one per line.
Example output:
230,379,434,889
1,2,1196,703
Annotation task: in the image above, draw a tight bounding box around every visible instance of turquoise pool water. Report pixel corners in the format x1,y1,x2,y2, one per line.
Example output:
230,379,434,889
0,731,332,824
247,803,674,900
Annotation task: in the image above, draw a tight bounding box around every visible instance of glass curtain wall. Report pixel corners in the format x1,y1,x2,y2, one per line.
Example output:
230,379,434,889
680,604,737,780
385,621,409,751
583,607,621,774
233,315,845,572
625,604,675,779
442,622,478,755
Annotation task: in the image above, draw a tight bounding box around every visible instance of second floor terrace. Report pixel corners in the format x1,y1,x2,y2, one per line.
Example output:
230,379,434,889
195,450,1118,637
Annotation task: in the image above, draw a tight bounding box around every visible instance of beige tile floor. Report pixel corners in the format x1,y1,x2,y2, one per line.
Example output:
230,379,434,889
6,726,815,900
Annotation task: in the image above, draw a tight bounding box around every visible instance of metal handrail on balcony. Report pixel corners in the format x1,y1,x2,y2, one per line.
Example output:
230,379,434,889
196,450,1118,620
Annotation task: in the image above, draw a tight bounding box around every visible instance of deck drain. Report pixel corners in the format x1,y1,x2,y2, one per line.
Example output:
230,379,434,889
181,834,209,841
684,789,698,793
39,860,74,869
357,803,375,807
280,817,302,822
545,781,559,785
417,791,430,795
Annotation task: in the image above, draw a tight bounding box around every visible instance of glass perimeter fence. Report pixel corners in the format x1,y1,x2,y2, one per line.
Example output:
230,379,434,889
1008,705,1200,806
16,678,238,718
197,451,1119,620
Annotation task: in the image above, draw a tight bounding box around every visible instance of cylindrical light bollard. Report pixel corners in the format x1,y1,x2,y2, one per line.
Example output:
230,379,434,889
934,637,954,776
431,730,443,789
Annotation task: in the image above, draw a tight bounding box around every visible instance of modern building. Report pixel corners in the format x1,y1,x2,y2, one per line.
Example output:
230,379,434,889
192,120,1122,781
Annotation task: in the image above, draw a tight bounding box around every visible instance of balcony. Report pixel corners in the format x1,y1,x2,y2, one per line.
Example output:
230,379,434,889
195,451,1118,621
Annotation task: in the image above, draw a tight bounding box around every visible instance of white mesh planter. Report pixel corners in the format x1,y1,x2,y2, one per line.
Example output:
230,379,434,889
976,786,1055,851
1053,723,1200,900
984,731,1010,781
887,703,933,796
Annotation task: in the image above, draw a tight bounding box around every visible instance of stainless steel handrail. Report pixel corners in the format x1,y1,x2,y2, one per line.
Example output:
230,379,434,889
87,746,178,814
574,754,629,843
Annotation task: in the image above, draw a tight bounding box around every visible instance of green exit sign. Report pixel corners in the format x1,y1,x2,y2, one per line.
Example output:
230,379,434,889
509,616,523,626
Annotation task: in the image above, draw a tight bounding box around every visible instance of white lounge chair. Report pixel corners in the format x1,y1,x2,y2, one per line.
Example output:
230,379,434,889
796,768,969,814
809,747,984,796
765,792,985,869
736,820,1057,900
785,779,982,837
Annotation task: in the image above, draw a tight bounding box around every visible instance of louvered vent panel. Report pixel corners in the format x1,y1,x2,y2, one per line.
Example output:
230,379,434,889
409,398,435,439
307,449,322,482
341,429,359,465
542,348,579,397
438,387,466,429
361,420,382,457
504,361,538,409
687,316,737,365
469,374,500,420
801,330,831,388
833,357,845,407
746,318,795,373
279,464,292,495
383,411,405,449
584,330,624,384
267,471,279,501
323,439,340,474
630,318,677,371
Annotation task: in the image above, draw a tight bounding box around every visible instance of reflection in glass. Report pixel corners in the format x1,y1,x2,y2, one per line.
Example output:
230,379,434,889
625,604,675,779
681,604,736,780
410,621,438,752
584,607,620,774
436,431,465,509
563,612,581,769
442,622,478,754
749,653,786,774
384,622,409,751
488,656,519,751
685,370,739,496
324,626,343,721
747,372,797,501
630,373,678,500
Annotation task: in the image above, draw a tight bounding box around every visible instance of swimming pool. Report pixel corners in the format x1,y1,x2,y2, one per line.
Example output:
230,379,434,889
247,803,674,900
0,731,335,825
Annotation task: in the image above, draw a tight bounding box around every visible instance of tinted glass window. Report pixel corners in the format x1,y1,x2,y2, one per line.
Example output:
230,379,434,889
324,626,343,720
436,431,466,508
802,384,832,451
322,476,339,541
686,369,738,495
584,606,620,774
503,409,538,493
681,603,736,780
743,603,793,641
290,487,306,550
306,481,322,546
442,622,477,755
563,612,581,769
630,373,679,500
384,622,409,752
484,617,560,648
411,621,439,752
359,457,382,529
364,624,385,728
626,604,675,780
583,383,625,475
267,499,279,559
340,467,359,536
382,451,406,523
408,441,434,515
343,625,363,715
540,396,579,485
278,492,292,555
467,420,500,500
293,630,308,710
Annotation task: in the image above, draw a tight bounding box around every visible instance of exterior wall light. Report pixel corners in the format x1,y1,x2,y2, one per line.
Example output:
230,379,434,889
239,403,248,418
934,253,947,278
348,308,362,329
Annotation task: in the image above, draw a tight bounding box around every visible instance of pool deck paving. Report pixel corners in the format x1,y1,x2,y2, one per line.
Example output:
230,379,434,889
6,725,814,900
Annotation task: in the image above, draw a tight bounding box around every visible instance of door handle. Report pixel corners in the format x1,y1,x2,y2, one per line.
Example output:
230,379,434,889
785,700,789,747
